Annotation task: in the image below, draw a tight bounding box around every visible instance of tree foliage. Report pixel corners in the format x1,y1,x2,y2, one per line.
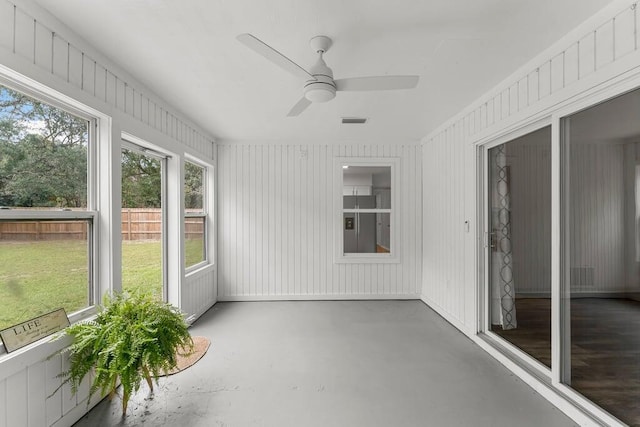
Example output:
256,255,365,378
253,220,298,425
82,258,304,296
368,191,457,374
184,161,204,210
0,86,88,207
0,85,165,209
121,150,161,208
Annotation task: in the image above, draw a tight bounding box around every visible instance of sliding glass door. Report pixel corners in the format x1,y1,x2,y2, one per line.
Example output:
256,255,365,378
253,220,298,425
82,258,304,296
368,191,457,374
482,86,640,426
485,126,552,369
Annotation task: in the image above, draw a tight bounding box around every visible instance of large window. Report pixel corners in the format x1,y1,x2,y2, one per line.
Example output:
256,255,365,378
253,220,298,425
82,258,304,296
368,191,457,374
335,158,398,263
184,160,207,269
0,83,94,332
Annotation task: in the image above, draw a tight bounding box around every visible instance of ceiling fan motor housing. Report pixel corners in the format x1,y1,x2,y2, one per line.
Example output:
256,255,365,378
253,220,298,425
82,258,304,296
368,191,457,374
304,55,336,103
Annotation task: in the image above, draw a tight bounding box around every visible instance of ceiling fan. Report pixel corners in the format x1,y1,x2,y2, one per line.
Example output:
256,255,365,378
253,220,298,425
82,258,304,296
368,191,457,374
237,33,420,117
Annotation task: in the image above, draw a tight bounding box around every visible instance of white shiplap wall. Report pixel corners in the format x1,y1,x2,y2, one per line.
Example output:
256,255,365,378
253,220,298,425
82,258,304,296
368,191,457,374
422,125,474,330
570,143,626,292
505,137,628,296
508,132,552,295
422,1,640,334
0,1,218,426
217,142,422,299
183,268,217,321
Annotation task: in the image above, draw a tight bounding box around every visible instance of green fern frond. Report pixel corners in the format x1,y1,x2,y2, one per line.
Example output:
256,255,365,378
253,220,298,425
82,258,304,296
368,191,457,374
52,291,193,416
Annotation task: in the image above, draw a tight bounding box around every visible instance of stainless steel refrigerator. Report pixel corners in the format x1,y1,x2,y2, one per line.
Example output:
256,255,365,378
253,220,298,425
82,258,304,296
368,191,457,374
343,195,377,253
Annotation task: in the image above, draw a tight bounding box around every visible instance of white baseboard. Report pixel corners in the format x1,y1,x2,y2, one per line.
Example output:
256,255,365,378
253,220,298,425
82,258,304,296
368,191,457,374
419,295,472,336
218,293,420,302
51,396,102,427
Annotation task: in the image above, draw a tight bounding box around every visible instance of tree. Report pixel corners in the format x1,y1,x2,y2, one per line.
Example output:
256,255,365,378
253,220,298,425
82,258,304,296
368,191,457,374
0,86,88,208
121,150,162,208
184,161,203,210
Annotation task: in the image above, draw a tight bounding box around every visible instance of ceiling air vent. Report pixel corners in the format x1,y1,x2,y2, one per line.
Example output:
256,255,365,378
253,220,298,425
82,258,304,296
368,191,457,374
341,117,367,124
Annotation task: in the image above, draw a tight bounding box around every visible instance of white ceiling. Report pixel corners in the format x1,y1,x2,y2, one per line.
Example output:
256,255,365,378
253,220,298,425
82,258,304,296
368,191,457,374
34,0,612,143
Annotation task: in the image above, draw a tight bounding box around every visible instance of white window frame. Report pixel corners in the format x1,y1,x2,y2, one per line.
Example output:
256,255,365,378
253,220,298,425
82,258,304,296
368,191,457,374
0,72,106,355
334,157,399,264
184,157,209,272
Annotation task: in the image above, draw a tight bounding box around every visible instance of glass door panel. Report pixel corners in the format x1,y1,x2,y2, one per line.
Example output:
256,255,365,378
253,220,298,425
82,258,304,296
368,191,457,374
121,146,165,301
488,126,552,368
562,88,640,425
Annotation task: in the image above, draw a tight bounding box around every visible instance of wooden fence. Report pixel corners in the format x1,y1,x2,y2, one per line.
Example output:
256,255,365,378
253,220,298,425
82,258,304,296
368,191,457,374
0,209,204,241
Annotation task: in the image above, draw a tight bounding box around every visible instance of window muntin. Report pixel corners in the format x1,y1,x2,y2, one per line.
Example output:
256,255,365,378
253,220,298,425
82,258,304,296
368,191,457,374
184,160,207,269
336,158,398,263
0,84,95,333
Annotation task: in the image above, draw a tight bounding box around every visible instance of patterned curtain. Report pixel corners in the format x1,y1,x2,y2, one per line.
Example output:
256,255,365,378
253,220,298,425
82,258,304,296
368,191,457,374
492,145,517,330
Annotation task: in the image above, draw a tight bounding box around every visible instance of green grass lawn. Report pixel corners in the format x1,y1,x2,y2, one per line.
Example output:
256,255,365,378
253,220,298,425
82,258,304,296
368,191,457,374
0,238,205,331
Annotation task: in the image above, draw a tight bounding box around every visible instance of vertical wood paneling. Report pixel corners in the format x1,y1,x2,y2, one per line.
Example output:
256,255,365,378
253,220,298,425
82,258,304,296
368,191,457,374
579,33,597,78
52,36,68,84
68,45,82,88
509,138,552,295
0,2,12,50
596,20,615,68
34,21,50,70
551,53,564,93
565,43,579,85
570,144,625,291
45,354,62,425
217,142,422,298
61,356,78,415
1,350,93,427
615,7,636,58
539,61,551,99
14,9,33,62
183,268,217,319
0,378,6,427
27,361,46,427
6,370,28,427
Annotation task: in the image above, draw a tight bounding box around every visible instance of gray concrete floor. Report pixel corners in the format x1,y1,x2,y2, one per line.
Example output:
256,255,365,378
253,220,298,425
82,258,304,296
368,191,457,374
73,300,577,427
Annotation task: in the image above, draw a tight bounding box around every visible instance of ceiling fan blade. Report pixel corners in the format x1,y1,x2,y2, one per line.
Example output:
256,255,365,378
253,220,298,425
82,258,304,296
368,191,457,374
335,76,419,91
287,97,312,117
237,33,315,81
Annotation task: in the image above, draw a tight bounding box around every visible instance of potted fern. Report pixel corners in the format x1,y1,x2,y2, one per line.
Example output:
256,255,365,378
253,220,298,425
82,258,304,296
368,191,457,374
58,291,193,416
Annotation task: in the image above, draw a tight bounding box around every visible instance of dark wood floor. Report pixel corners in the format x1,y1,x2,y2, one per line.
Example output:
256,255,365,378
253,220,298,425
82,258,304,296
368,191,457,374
493,298,640,427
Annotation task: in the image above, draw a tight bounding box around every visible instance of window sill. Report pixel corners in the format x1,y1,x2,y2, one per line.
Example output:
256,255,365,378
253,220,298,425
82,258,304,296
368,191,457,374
186,262,215,278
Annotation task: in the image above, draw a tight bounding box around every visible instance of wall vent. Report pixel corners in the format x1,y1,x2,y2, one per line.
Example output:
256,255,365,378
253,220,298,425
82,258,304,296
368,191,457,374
570,267,595,290
341,117,367,124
